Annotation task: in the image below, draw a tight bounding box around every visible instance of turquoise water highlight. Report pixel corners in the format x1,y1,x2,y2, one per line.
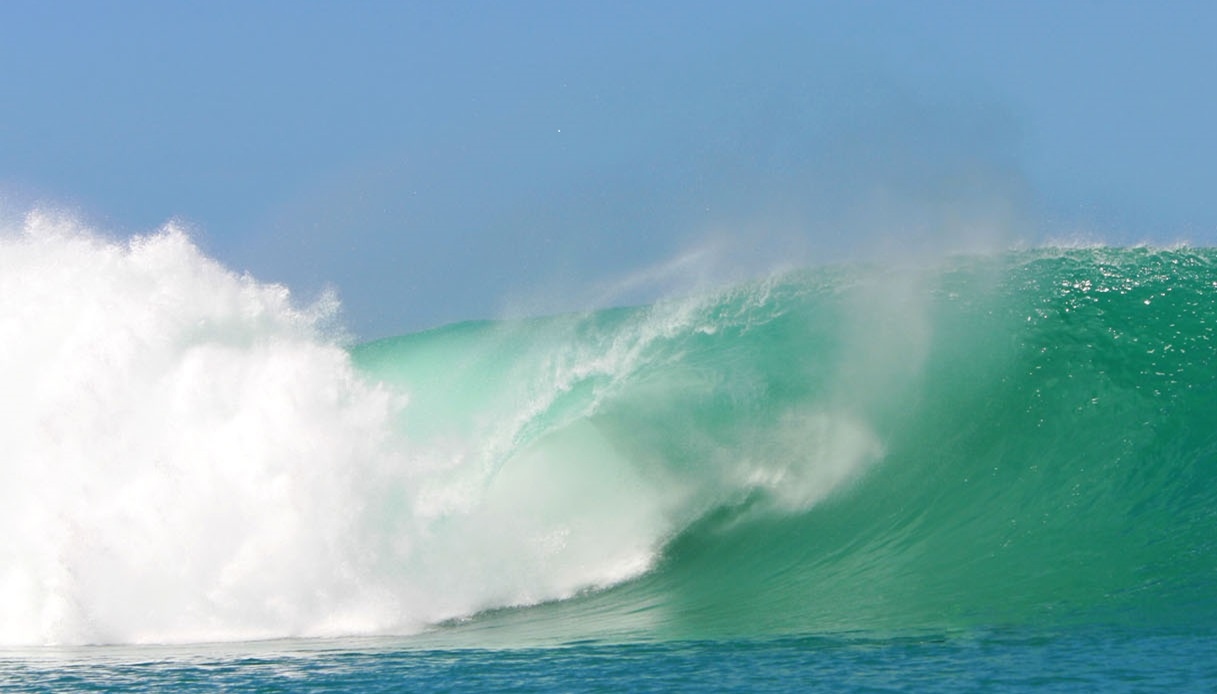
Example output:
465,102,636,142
354,246,1217,643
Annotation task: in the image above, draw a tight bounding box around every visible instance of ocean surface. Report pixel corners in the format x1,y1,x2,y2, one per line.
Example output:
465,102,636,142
2,215,1215,690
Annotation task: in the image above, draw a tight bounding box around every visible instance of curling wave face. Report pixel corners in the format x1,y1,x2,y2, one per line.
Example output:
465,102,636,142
3,214,1215,646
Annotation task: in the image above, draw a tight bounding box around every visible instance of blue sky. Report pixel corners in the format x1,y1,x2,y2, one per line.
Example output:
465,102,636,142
2,1,1215,337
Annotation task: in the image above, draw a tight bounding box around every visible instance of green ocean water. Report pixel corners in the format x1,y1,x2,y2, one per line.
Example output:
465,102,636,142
4,243,1216,690
349,246,1217,647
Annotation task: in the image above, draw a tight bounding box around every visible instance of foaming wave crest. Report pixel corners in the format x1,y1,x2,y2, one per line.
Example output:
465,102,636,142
2,214,884,646
0,216,591,644
1,214,408,644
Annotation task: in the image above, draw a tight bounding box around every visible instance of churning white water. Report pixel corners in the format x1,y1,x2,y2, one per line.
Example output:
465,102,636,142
1,213,889,646
0,214,670,645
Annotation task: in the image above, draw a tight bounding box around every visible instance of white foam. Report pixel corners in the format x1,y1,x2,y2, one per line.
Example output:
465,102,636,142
0,213,670,645
0,212,894,646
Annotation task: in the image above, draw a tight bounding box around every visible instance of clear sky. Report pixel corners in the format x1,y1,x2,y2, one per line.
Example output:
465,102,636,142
3,1,1215,337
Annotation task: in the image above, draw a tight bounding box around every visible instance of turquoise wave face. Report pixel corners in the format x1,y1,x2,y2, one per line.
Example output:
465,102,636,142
353,247,1217,643
10,220,1211,647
